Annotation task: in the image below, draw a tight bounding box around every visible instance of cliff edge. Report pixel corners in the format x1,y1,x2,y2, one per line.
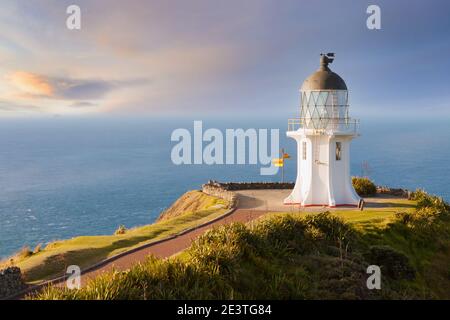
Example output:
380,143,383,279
156,190,229,222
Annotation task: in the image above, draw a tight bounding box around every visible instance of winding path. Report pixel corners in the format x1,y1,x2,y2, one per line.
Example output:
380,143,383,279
76,208,267,286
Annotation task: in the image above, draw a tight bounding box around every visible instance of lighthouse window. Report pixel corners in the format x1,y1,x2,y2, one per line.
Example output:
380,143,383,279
336,142,342,161
302,141,307,160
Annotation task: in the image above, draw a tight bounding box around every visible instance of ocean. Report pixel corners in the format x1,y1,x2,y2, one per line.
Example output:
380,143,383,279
0,116,449,258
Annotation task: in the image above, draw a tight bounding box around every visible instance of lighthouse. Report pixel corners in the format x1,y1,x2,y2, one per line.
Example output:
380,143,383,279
284,53,361,207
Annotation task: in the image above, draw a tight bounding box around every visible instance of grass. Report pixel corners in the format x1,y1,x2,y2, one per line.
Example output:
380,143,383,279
1,191,229,283
157,190,230,221
34,213,373,299
357,192,450,298
266,196,416,230
264,195,450,297
33,190,450,300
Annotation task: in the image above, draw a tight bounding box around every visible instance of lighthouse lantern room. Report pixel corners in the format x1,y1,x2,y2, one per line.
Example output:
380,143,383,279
284,53,361,207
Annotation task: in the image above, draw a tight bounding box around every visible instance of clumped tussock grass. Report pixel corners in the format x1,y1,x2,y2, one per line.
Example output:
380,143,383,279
17,246,33,259
33,191,450,300
114,225,127,235
0,246,35,269
33,244,43,254
361,190,450,298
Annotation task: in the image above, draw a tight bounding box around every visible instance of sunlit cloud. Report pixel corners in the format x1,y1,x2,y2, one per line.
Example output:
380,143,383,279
3,71,150,115
7,71,118,100
8,71,54,96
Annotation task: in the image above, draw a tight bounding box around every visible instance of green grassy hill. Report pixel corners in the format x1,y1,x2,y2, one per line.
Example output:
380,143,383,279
1,191,229,283
34,190,450,300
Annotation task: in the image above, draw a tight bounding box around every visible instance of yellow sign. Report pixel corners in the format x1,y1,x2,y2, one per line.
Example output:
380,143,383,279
272,158,284,167
274,163,283,167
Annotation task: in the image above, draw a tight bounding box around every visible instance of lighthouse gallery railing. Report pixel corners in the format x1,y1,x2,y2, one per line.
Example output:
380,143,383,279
288,118,359,133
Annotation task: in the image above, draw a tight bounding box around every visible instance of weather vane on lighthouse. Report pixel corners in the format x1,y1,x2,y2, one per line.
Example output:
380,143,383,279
284,53,361,207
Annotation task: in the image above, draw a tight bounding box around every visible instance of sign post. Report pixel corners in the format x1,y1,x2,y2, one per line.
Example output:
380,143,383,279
272,149,290,183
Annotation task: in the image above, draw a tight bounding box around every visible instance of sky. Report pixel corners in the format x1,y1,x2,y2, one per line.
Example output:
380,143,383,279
0,0,449,119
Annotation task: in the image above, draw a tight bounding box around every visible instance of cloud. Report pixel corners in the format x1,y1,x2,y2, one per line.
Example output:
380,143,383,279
56,78,114,100
7,71,149,102
70,101,98,108
0,1,268,116
8,71,53,96
0,99,41,113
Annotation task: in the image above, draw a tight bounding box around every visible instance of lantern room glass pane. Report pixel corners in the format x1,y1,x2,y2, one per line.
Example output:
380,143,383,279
337,91,347,106
311,91,319,104
317,105,327,118
318,92,328,106
308,94,315,108
311,107,320,128
301,92,308,107
298,90,350,129
325,92,333,106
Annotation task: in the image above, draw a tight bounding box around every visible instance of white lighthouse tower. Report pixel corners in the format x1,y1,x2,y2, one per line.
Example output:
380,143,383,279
284,53,361,207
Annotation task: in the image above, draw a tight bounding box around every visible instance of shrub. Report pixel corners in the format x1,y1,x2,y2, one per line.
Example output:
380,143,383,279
304,212,357,251
395,211,411,224
252,215,309,256
352,177,377,197
33,243,43,254
396,208,440,228
17,246,33,260
366,245,415,280
188,223,252,274
37,257,231,300
411,189,450,213
114,225,127,235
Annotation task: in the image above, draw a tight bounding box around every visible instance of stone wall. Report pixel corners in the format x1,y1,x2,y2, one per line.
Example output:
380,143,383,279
376,186,411,199
203,180,412,200
203,180,295,191
201,181,296,208
0,267,26,299
201,183,238,208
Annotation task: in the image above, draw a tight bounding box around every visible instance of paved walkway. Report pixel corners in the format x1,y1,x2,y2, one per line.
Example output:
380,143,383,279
235,189,405,211
74,209,267,286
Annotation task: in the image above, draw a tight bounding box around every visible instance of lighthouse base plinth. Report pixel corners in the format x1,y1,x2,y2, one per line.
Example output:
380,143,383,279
283,202,359,208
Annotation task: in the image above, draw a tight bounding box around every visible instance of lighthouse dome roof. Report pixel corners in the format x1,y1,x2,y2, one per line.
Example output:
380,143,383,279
301,54,347,91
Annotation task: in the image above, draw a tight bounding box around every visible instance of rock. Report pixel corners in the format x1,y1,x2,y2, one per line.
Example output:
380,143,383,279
0,266,27,299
